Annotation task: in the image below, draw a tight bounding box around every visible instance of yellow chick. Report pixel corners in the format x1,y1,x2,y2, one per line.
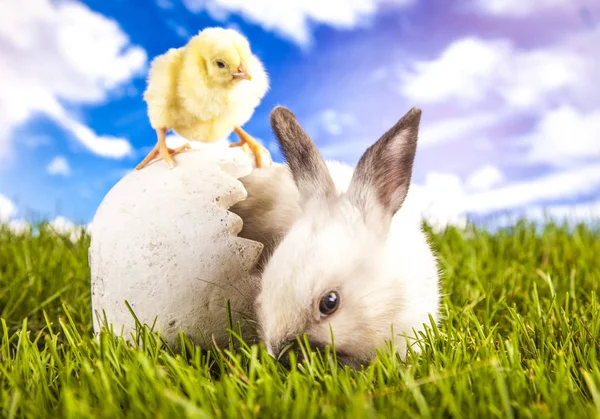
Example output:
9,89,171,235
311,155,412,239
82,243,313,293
136,27,271,170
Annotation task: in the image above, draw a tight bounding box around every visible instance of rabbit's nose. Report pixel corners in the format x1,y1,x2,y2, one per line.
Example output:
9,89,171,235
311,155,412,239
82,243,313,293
278,354,292,369
274,339,303,369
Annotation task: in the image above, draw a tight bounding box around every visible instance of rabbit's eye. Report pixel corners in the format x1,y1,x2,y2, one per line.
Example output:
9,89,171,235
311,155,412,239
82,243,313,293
215,60,226,69
319,291,340,317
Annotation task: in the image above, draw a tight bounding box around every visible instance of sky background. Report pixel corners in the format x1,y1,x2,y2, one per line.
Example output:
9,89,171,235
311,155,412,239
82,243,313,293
1,0,599,230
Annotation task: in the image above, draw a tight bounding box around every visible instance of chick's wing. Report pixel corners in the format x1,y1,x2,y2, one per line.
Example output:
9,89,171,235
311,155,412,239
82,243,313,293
143,47,184,130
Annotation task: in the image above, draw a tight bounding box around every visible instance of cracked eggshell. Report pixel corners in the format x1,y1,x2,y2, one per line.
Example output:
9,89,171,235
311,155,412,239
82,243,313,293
88,148,264,349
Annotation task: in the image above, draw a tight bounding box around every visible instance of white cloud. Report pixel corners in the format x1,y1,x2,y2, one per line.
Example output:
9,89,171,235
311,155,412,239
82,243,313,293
0,193,16,221
47,155,71,177
406,172,468,230
315,141,366,162
400,38,510,105
465,164,505,191
304,109,360,159
52,111,134,158
404,163,600,229
318,110,499,162
525,105,600,167
419,111,498,146
49,215,76,233
182,0,414,46
464,164,600,214
48,216,86,242
7,219,31,235
1,215,91,236
0,0,146,160
488,199,600,230
398,33,600,171
399,37,586,110
472,0,570,17
522,200,600,223
319,109,356,136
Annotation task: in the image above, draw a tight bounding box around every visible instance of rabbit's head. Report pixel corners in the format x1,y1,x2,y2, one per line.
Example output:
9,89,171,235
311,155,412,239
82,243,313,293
255,106,439,369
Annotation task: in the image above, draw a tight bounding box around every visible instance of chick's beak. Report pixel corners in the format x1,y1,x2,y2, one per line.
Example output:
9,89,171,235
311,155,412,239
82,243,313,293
232,64,252,81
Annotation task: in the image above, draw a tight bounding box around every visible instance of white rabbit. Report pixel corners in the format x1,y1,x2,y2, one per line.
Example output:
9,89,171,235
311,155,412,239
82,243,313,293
231,106,440,369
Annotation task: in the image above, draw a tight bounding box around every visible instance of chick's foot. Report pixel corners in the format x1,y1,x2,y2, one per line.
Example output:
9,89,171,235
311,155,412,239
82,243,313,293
136,144,191,170
230,126,273,168
136,128,191,170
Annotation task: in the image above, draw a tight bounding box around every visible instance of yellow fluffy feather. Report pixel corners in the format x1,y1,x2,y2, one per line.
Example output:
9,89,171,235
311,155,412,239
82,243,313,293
137,27,270,170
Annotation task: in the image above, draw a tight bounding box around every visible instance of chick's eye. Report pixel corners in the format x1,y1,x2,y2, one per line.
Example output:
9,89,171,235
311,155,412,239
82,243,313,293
319,291,340,317
215,60,225,69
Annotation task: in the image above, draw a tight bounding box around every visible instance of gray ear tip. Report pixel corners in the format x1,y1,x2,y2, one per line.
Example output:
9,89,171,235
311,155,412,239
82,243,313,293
270,106,294,125
406,107,422,122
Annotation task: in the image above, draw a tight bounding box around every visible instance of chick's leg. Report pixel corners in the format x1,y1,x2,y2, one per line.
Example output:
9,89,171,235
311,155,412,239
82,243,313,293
230,126,272,168
136,128,191,170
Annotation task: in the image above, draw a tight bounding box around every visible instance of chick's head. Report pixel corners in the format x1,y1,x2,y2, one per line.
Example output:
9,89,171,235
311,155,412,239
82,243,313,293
188,27,255,87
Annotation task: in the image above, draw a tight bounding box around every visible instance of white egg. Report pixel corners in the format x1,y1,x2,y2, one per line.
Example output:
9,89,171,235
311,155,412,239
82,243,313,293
88,148,264,349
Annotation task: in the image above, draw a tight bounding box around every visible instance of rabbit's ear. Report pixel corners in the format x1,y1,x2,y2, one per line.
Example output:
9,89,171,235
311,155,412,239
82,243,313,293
270,106,336,204
347,107,421,224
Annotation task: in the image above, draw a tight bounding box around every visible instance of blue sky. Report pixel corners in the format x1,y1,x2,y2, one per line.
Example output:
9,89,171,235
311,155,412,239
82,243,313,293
1,0,599,229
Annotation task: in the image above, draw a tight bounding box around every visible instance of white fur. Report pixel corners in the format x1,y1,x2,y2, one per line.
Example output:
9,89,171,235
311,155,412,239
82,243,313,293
239,159,441,366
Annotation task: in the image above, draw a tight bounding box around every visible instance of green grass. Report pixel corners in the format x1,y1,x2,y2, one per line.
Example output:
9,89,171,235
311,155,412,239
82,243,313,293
1,220,599,418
